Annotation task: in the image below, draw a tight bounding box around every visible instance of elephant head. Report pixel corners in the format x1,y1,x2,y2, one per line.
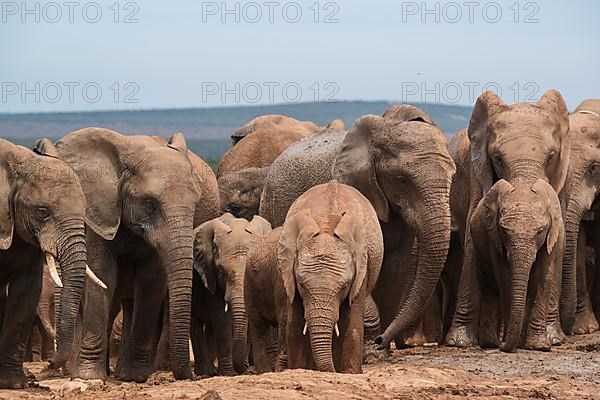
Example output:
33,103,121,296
468,90,570,195
478,179,563,352
332,108,456,348
193,213,272,373
0,138,89,368
278,209,368,372
230,114,321,145
218,167,270,220
55,128,206,379
559,99,600,333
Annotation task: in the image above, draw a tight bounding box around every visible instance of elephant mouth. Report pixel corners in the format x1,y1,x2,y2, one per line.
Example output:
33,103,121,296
43,252,107,289
302,321,340,337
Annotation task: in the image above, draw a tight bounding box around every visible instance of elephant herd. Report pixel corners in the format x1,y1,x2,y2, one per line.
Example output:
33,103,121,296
1,89,600,388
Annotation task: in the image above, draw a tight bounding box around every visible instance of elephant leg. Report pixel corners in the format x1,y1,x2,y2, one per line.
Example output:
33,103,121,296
247,314,273,373
574,229,600,334
29,319,43,361
208,295,234,376
154,300,170,371
338,290,365,374
75,235,118,381
275,311,288,372
115,299,133,377
0,260,43,389
422,283,443,343
191,317,215,377
478,277,499,349
446,230,480,347
286,299,311,370
116,263,166,383
591,249,600,323
441,232,463,340
40,319,56,361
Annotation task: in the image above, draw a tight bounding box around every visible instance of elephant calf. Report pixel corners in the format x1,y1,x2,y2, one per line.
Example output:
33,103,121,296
470,179,564,351
192,213,272,375
278,181,383,373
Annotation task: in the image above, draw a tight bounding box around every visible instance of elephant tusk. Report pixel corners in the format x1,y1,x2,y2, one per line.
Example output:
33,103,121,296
335,323,340,337
225,302,228,313
45,253,63,288
303,322,308,336
85,265,108,290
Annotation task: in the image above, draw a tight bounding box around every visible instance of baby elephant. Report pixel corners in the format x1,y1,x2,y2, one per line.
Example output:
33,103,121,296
278,181,383,373
471,179,564,352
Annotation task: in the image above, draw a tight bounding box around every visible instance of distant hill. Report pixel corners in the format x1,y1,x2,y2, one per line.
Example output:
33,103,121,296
0,101,472,161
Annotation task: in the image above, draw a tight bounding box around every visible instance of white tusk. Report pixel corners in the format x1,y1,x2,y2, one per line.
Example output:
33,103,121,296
45,253,63,288
303,322,308,336
225,303,228,313
85,265,107,290
334,323,340,337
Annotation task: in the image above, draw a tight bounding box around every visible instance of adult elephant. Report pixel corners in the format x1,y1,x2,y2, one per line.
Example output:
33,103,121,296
445,90,571,348
53,128,219,382
259,105,456,350
0,138,94,388
218,116,344,219
558,99,600,334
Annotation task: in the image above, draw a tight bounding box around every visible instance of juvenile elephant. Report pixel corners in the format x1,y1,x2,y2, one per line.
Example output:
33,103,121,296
446,90,571,348
193,213,272,374
471,179,564,351
278,181,383,373
218,116,343,219
53,128,220,382
557,99,600,334
0,138,92,388
260,106,456,350
244,227,286,373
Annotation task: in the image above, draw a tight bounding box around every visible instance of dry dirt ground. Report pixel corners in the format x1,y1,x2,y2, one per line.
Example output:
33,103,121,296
2,333,600,400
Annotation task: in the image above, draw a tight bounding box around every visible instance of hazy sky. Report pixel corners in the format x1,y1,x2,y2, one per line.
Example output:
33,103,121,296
1,0,598,113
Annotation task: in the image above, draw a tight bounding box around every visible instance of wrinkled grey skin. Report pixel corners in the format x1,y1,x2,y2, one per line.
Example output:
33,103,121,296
193,213,272,374
260,105,456,350
218,167,270,220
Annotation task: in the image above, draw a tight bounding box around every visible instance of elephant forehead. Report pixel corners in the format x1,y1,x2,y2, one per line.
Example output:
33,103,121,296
491,108,559,137
377,122,446,152
300,236,350,260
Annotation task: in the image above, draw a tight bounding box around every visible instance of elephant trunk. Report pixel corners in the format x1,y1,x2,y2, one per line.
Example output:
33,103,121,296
162,214,195,380
230,293,248,374
562,195,586,334
500,252,533,352
376,187,451,347
51,220,87,368
308,315,336,372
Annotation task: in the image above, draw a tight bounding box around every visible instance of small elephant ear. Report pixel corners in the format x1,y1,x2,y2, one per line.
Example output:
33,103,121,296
277,209,320,304
334,211,367,305
332,115,390,222
482,179,513,253
55,128,125,240
245,215,272,235
32,138,61,159
167,132,188,153
468,91,509,195
536,90,571,193
532,179,563,254
194,218,231,294
0,161,14,250
382,104,435,125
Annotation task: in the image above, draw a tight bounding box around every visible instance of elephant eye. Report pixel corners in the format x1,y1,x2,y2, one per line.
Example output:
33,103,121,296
547,151,556,164
589,162,600,176
144,198,158,215
494,153,503,165
36,206,51,221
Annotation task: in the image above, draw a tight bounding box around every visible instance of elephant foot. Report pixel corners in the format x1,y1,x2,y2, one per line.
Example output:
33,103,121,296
522,332,551,352
0,368,28,389
194,363,217,378
76,363,107,382
573,309,600,334
115,366,152,383
445,323,478,347
547,322,566,346
404,331,427,347
172,366,196,381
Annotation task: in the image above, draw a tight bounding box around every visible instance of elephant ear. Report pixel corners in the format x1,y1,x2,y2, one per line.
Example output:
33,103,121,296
32,138,61,159
382,104,435,125
167,132,188,153
468,91,509,195
536,90,571,193
277,209,320,304
334,211,367,305
0,159,14,250
56,128,125,240
245,215,272,235
532,179,563,254
332,115,390,222
194,218,232,293
482,179,514,254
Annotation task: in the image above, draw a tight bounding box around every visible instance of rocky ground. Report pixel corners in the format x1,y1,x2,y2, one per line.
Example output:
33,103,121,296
2,333,600,400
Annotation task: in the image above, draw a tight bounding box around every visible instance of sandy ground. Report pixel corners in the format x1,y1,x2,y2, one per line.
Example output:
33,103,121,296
2,333,600,400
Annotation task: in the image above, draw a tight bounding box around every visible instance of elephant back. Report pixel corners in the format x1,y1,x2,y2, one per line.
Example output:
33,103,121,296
259,129,346,227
